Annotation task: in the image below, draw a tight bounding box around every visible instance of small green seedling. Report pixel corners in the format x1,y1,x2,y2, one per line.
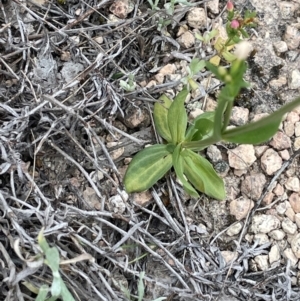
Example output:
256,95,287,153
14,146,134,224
34,230,75,301
120,74,136,92
157,17,172,32
148,0,192,31
164,0,191,15
121,271,166,301
124,43,300,200
147,0,192,15
195,29,218,45
181,58,206,91
147,0,160,11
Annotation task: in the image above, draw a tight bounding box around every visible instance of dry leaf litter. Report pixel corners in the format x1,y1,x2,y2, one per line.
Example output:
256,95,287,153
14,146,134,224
1,0,300,300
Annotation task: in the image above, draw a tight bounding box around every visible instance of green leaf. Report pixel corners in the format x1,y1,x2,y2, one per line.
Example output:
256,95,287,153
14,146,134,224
168,89,189,144
195,33,204,41
229,59,248,80
222,96,300,144
222,117,280,144
245,10,257,19
50,276,61,297
120,80,136,92
111,72,124,80
22,282,40,295
214,37,224,52
227,10,234,20
232,35,241,44
120,284,131,300
124,144,173,192
190,119,214,141
189,58,205,76
239,28,249,38
185,112,215,142
182,149,225,200
38,229,50,253
60,279,75,301
36,285,49,301
208,29,218,40
45,248,60,272
172,145,199,197
153,95,172,142
166,143,176,153
222,50,236,62
137,272,145,301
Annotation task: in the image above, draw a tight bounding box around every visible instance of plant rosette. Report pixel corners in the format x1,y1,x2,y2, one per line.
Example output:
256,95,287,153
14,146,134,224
124,42,300,200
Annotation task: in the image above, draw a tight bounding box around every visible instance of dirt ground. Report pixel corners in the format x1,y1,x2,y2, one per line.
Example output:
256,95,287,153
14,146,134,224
1,0,300,300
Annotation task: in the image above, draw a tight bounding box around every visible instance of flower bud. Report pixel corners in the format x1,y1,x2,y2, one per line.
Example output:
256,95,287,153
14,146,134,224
224,75,232,83
218,66,227,77
227,1,234,11
230,20,239,29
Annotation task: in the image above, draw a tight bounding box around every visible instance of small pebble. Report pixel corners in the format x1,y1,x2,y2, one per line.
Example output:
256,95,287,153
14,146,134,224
282,218,297,235
226,222,243,236
269,229,286,240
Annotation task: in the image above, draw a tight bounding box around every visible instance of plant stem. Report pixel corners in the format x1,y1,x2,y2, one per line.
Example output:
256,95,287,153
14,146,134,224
222,99,233,131
225,36,233,47
182,135,219,151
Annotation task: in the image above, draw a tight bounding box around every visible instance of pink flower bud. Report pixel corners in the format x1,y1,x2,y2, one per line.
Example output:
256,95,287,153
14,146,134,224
227,1,234,11
230,20,239,29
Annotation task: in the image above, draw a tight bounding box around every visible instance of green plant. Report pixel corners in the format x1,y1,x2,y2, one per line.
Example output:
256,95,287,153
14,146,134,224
157,18,172,32
147,0,192,15
121,271,166,301
147,0,192,31
181,58,206,91
33,230,75,301
195,29,218,45
164,0,191,15
206,1,257,65
120,74,136,92
147,0,160,11
124,42,300,200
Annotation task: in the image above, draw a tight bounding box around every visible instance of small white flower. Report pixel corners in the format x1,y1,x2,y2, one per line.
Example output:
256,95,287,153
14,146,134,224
234,41,253,60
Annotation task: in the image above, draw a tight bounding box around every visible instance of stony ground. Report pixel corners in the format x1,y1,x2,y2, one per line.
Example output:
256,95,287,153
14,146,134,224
1,0,300,300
